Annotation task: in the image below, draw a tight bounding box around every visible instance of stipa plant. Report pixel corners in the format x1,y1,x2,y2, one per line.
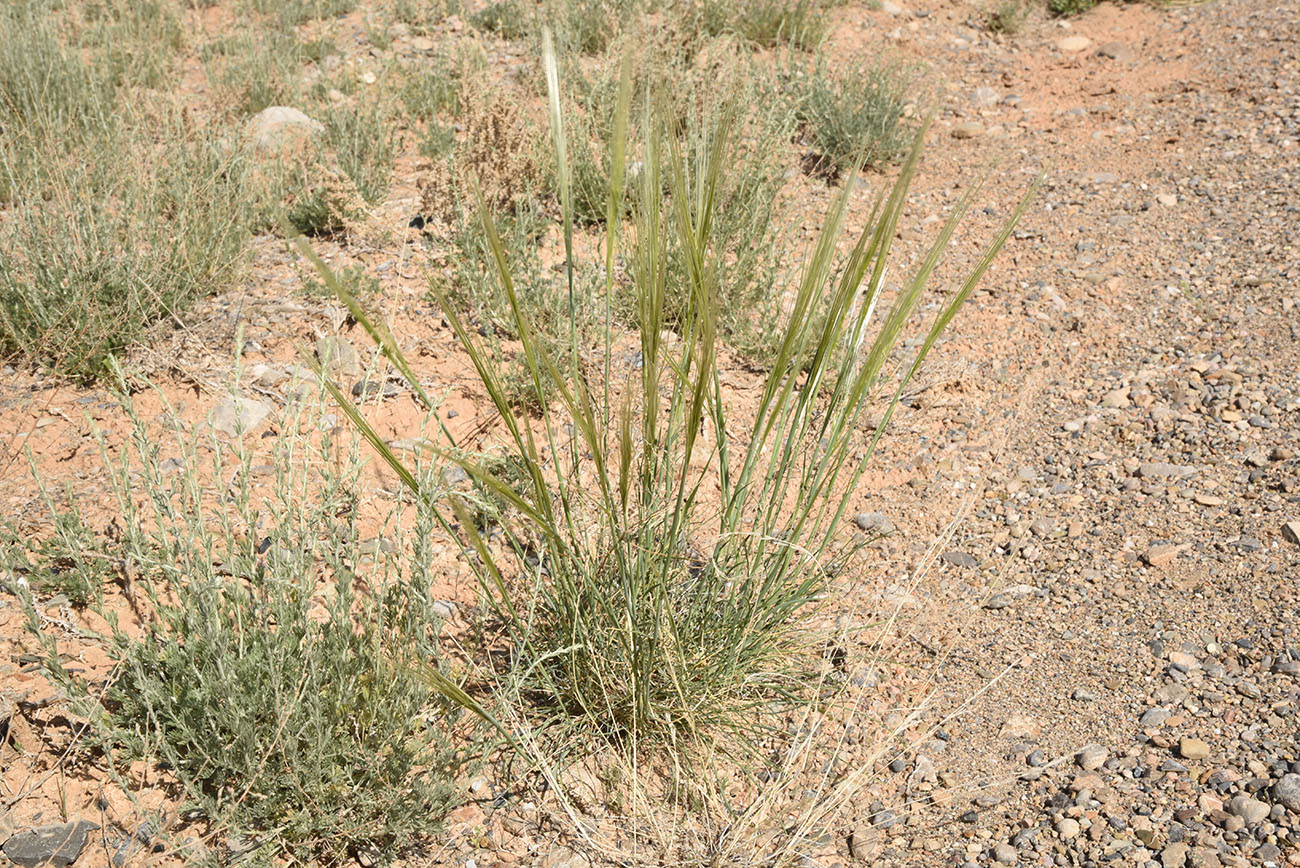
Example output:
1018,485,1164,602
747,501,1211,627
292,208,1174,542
310,35,1033,755
25,380,474,867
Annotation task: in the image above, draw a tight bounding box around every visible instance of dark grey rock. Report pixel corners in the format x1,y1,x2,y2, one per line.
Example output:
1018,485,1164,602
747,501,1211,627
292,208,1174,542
1274,773,1300,812
2,820,99,868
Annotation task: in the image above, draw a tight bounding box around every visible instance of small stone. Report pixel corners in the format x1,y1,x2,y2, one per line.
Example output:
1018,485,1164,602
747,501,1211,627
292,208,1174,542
1227,794,1270,824
248,106,323,155
1097,41,1133,61
315,336,361,377
1178,737,1210,760
1101,388,1131,408
1000,712,1040,739
1139,462,1194,479
1156,193,1177,207
971,86,1000,108
1154,683,1189,704
1143,545,1178,567
1077,744,1108,770
2,820,99,868
984,584,1037,609
410,36,435,51
1282,521,1300,546
1161,842,1189,868
1273,773,1300,812
1057,35,1092,52
1140,707,1171,727
952,122,985,139
847,827,877,861
941,551,978,568
993,842,1018,864
1055,818,1081,839
854,512,895,535
210,395,272,438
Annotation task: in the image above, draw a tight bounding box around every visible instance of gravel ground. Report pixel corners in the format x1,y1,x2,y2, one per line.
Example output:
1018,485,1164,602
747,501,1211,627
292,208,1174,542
1,0,1297,866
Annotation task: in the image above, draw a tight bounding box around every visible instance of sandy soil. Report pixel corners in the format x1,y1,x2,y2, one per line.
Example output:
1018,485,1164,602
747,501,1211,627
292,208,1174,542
2,0,1298,866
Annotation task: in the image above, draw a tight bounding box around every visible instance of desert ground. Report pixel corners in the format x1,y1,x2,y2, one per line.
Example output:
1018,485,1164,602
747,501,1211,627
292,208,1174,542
1,0,1298,866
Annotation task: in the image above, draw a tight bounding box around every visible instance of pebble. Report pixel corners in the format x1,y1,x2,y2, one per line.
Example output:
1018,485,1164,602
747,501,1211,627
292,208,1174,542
1140,707,1171,727
984,584,1038,609
993,842,1018,864
1,820,99,868
1077,743,1109,770
1227,794,1269,824
315,336,361,377
1179,737,1211,760
248,106,322,154
854,512,895,535
1055,817,1081,839
941,550,978,567
1057,35,1092,52
1273,773,1300,812
1143,544,1178,567
1097,41,1133,61
1281,520,1300,546
952,122,985,139
210,395,272,438
1138,462,1195,479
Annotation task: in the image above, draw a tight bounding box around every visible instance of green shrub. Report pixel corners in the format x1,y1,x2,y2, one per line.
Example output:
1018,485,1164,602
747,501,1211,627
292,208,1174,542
697,0,830,49
204,29,304,114
985,0,1030,32
26,401,469,866
244,0,357,27
785,56,914,176
77,0,185,91
323,98,398,205
471,0,531,39
1048,0,1097,15
394,0,460,33
0,128,250,378
1,506,114,607
0,3,115,145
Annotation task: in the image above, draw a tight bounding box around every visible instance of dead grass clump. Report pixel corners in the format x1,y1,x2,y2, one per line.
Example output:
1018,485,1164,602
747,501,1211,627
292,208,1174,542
418,83,546,224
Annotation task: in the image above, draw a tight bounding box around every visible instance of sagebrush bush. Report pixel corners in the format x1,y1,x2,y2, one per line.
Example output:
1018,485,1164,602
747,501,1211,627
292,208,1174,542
0,128,250,378
985,0,1031,33
697,0,830,49
26,396,469,866
1048,0,1097,15
785,56,914,176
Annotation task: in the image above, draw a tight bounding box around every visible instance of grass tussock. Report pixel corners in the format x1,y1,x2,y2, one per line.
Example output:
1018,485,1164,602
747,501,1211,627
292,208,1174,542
310,33,1035,760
